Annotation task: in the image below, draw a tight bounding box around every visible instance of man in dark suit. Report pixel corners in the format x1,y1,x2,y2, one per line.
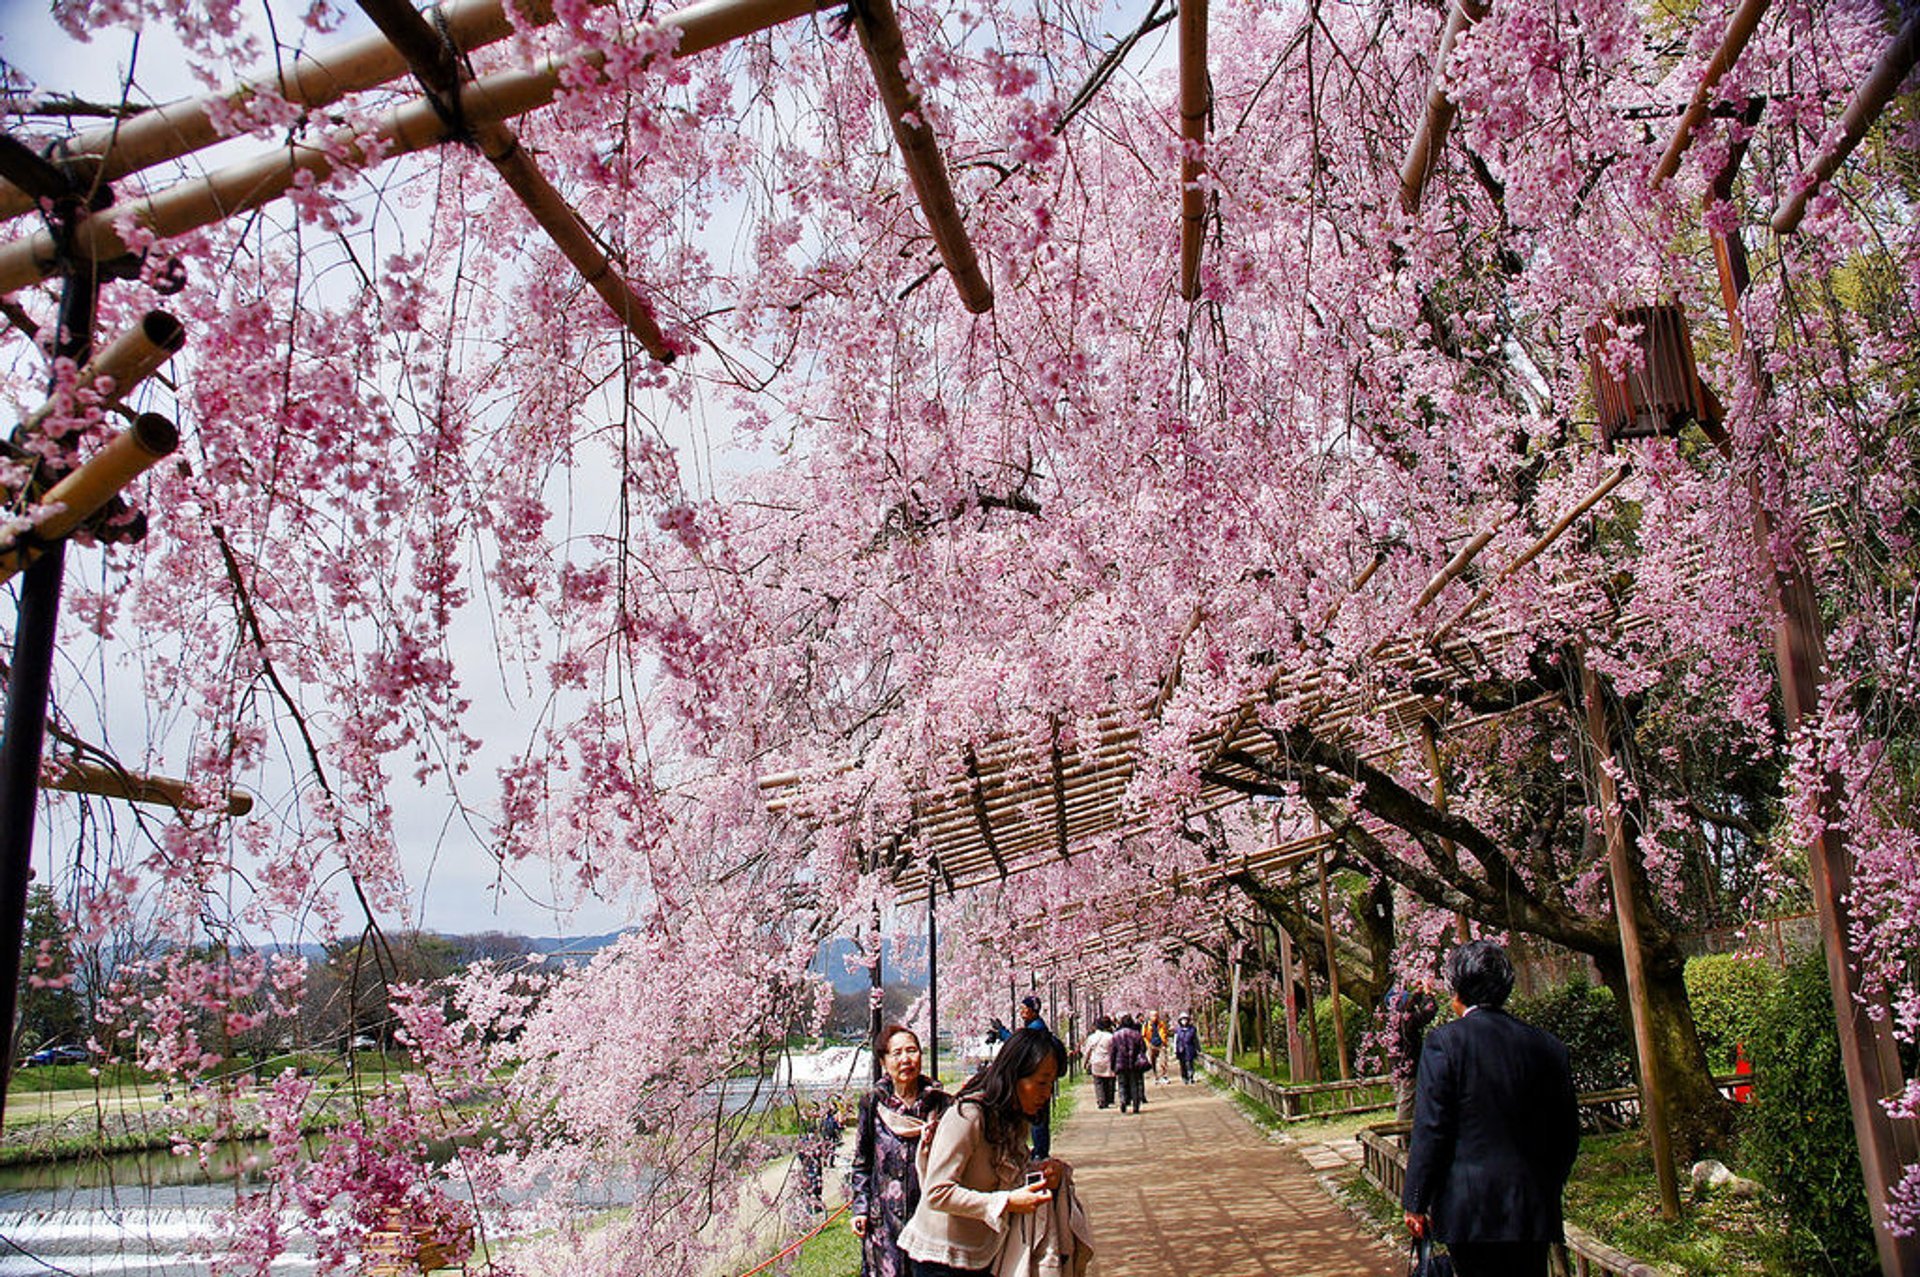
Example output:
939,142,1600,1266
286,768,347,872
1402,940,1581,1277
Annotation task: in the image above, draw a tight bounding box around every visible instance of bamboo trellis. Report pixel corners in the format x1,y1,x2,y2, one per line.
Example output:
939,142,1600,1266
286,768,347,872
761,466,1643,903
0,0,994,322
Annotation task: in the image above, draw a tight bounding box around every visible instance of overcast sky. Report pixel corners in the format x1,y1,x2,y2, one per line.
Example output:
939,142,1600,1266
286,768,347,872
1,2,666,942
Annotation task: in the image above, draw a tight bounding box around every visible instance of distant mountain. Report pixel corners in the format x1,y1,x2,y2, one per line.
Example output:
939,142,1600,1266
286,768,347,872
527,931,626,959
810,937,928,995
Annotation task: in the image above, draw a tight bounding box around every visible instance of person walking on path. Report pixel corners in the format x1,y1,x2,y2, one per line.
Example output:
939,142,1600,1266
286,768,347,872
899,1028,1079,1277
1081,1016,1116,1109
1171,1014,1201,1084
1108,1016,1148,1114
1017,995,1053,1158
1146,1013,1172,1084
1402,940,1580,1277
850,1024,952,1277
1388,985,1439,1121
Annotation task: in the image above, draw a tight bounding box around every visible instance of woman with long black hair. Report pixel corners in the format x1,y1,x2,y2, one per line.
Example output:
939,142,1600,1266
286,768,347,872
897,1028,1072,1277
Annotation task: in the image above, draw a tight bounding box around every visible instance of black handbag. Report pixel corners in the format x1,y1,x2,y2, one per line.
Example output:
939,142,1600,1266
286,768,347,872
1407,1236,1454,1277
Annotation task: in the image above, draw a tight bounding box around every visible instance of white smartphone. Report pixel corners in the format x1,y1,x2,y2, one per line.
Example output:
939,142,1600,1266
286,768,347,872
1024,1170,1047,1190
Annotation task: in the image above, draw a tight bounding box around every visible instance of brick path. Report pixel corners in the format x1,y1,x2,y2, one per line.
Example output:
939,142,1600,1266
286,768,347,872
1056,1077,1400,1277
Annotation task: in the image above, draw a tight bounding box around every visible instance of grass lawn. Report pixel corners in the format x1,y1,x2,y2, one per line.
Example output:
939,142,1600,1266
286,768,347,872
1561,1130,1791,1276
1339,1125,1795,1277
792,1217,861,1277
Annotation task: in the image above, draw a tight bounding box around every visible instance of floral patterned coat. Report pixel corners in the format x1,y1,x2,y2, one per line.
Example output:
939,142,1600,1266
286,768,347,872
847,1078,951,1277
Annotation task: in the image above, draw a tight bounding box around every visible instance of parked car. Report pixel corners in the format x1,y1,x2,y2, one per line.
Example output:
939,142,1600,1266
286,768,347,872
21,1044,89,1067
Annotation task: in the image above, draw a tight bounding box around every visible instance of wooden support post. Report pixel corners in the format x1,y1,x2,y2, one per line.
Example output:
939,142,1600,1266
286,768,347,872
1278,920,1306,1082
1254,921,1271,1073
1703,137,1920,1275
926,858,939,1081
847,0,994,313
1301,952,1323,1083
1225,955,1242,1064
1316,833,1350,1080
1771,6,1920,234
1419,722,1471,942
0,155,99,1119
1581,661,1682,1221
869,904,885,1082
1397,0,1489,215
1177,0,1209,300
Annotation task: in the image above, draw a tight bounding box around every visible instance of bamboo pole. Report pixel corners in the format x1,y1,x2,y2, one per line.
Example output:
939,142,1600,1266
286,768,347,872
1770,5,1920,234
17,311,185,438
1177,0,1209,301
0,413,180,585
0,0,822,297
1580,661,1681,1220
1398,0,1490,215
355,0,674,359
847,0,993,313
1428,465,1630,643
1366,525,1496,660
1650,0,1770,187
43,759,254,816
0,0,623,220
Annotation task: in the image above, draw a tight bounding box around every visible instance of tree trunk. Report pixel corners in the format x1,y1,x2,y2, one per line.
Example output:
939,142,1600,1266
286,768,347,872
1591,941,1735,1158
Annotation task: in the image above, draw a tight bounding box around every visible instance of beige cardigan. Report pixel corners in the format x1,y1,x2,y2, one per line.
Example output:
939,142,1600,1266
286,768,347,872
898,1098,1027,1269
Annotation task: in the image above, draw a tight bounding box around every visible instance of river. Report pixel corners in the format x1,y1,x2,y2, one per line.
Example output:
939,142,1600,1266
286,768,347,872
0,1048,869,1275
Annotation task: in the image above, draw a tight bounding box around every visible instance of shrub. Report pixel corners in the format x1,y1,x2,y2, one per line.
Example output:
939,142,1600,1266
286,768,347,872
1743,947,1875,1276
1508,977,1632,1093
1310,993,1369,1081
1684,952,1780,1073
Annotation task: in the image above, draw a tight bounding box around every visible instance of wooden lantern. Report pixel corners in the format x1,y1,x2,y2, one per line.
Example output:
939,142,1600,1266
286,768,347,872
1584,304,1713,445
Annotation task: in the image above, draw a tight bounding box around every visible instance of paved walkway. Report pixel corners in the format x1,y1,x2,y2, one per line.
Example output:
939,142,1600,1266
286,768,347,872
1057,1078,1400,1277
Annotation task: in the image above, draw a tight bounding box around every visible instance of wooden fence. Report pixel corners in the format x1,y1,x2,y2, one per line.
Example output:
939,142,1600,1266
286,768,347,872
1198,1053,1395,1120
1355,1073,1752,1277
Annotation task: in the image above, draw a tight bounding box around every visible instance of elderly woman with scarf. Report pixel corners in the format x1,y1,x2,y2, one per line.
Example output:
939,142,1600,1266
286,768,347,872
850,1024,952,1277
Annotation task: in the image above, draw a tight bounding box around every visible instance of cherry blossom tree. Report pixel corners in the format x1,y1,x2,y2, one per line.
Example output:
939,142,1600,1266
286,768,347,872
3,0,1918,1269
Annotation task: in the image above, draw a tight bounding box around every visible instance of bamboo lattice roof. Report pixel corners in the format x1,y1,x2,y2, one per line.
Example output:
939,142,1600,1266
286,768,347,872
761,465,1648,911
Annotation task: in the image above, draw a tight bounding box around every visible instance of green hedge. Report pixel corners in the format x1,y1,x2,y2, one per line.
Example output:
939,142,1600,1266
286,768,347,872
1508,978,1632,1093
1743,947,1875,1276
1684,952,1779,1074
1310,994,1370,1082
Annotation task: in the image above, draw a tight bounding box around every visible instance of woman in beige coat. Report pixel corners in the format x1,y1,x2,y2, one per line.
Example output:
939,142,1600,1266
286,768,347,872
898,1028,1072,1277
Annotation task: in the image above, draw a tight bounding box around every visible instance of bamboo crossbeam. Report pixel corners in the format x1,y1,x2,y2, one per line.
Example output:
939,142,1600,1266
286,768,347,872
1651,0,1770,187
1177,0,1209,300
1428,463,1631,643
1365,525,1496,660
0,0,821,296
0,0,620,221
356,0,674,359
1398,0,1490,215
44,759,254,816
848,0,993,314
1770,4,1920,234
17,311,185,438
0,413,179,585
